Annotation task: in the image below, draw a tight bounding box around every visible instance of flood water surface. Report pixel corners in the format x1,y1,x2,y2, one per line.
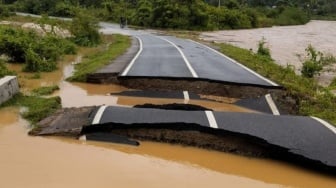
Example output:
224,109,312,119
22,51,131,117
0,113,335,188
1,57,336,188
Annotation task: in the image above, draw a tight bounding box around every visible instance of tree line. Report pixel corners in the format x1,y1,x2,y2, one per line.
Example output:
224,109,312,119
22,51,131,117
1,0,335,29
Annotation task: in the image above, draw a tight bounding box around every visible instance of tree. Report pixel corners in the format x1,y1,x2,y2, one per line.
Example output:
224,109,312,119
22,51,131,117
70,9,101,46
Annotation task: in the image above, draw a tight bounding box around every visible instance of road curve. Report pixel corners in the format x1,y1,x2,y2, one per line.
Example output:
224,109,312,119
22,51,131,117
119,34,279,87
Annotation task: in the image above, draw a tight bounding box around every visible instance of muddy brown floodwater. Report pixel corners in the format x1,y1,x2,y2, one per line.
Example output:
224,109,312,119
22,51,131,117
201,20,336,86
1,58,336,188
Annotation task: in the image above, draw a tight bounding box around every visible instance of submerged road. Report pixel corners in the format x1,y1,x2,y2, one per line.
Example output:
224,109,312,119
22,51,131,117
88,105,336,172
120,34,278,87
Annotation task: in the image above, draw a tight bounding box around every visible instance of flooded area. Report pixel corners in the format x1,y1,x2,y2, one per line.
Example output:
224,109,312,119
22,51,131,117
1,56,336,187
201,20,336,85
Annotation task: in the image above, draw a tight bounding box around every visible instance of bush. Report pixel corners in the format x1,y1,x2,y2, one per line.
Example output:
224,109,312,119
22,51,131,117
70,10,101,47
0,27,33,62
301,60,323,78
257,38,271,58
0,5,12,18
275,7,309,25
301,45,333,78
0,61,15,78
0,26,77,72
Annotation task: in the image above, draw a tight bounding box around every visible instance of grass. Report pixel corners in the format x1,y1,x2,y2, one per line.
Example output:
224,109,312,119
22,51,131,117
216,43,336,125
31,85,59,96
0,61,16,78
0,93,61,125
67,34,131,82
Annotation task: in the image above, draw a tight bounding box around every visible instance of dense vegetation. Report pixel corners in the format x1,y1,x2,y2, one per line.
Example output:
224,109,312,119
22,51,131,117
3,0,335,30
0,25,76,72
218,42,336,125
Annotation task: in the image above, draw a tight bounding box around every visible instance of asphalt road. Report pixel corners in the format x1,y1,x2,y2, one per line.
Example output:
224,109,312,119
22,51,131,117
120,34,278,87
16,13,277,87
90,106,336,170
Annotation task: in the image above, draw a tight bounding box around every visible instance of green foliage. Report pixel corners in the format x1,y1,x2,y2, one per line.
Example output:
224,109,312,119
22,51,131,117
0,61,15,78
70,10,101,47
8,0,319,30
218,42,336,125
32,85,59,96
0,26,77,72
330,77,336,88
300,45,335,78
301,60,323,78
257,38,271,58
0,27,31,62
68,34,131,82
275,7,309,26
0,93,61,124
0,4,13,18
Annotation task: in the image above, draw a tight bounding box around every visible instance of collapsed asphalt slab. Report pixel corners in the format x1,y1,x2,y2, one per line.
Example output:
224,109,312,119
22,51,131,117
31,105,336,174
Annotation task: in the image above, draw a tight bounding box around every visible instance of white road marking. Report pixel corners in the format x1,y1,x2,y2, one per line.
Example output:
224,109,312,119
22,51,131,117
92,105,107,125
205,111,218,129
183,91,190,104
188,39,279,86
121,36,143,76
157,37,198,78
311,117,336,135
265,94,280,115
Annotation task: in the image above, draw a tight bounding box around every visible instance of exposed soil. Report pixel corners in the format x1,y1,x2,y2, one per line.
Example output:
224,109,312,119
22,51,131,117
82,124,336,174
118,78,298,115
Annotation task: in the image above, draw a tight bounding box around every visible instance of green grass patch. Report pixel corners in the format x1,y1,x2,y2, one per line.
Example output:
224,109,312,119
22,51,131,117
31,85,60,96
1,93,61,124
67,34,131,82
217,43,336,125
0,61,16,78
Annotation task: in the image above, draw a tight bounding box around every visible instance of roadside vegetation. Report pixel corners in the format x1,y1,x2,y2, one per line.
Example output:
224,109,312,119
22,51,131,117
0,12,124,125
0,25,76,72
217,42,336,125
0,93,61,124
0,60,15,78
2,0,331,30
32,85,59,96
301,45,336,78
68,34,131,82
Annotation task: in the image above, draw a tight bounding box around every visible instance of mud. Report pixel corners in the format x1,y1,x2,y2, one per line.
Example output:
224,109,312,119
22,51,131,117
118,78,298,114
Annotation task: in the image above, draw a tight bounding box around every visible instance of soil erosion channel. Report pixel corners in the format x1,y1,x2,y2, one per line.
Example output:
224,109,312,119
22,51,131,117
1,59,336,187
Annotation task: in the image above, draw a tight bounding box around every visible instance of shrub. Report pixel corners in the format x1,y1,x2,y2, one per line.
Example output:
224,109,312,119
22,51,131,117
0,60,15,78
301,60,323,78
70,10,101,47
0,4,12,18
257,38,271,58
0,26,77,72
275,7,309,25
301,45,334,78
330,78,336,88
